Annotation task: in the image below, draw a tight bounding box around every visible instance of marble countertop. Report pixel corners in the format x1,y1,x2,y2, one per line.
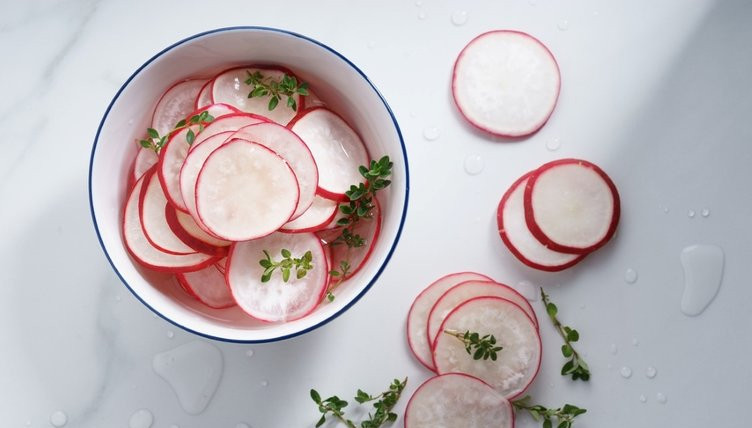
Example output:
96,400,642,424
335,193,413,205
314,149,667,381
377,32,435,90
3,0,752,427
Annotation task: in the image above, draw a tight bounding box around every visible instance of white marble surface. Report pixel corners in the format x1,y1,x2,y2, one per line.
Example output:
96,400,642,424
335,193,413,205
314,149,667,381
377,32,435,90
2,0,752,427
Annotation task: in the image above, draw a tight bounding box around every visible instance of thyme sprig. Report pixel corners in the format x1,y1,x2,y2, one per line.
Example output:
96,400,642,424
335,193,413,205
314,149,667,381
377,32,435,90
138,110,214,153
311,378,407,428
259,249,313,283
513,396,587,428
443,329,503,361
245,71,309,111
541,288,590,381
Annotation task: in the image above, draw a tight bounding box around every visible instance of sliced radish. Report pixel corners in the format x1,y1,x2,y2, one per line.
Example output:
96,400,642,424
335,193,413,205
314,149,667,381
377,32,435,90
305,89,326,108
123,170,218,272
280,195,337,233
194,79,214,110
230,122,318,219
139,172,196,255
198,102,240,118
176,264,235,309
427,280,539,346
433,296,541,399
289,107,369,200
132,148,158,183
173,209,231,248
158,125,199,212
164,205,228,256
195,139,299,241
524,159,620,254
190,113,266,151
317,199,381,279
215,257,227,274
179,130,234,223
498,172,584,271
406,272,493,371
226,232,328,322
152,79,207,136
452,30,560,137
404,373,513,428
212,67,300,125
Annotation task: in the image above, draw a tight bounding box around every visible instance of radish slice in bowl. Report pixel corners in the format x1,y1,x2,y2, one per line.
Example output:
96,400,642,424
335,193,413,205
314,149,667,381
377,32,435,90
152,79,207,136
194,79,214,110
404,373,513,428
132,148,158,183
212,67,301,125
280,195,338,233
524,158,620,254
433,296,541,399
139,171,196,255
176,264,235,309
452,30,560,137
226,232,328,322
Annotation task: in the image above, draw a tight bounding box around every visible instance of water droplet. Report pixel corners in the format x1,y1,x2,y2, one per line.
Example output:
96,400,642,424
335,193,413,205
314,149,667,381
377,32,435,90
115,294,122,302
463,154,484,175
688,209,696,218
414,0,422,6
236,424,251,428
50,411,67,427
166,331,174,339
367,41,376,49
260,380,269,387
656,392,667,404
170,425,180,428
701,208,710,217
546,137,561,151
129,409,154,428
624,268,638,284
609,344,618,355
418,11,426,20
632,338,640,346
128,119,135,125
451,10,468,26
245,349,255,358
593,10,600,16
528,0,537,5
515,280,538,301
639,395,647,403
25,421,32,427
607,363,613,369
646,366,657,379
620,366,633,378
423,127,440,141
579,304,586,310
153,341,224,415
663,207,670,214
557,20,570,31
680,244,724,316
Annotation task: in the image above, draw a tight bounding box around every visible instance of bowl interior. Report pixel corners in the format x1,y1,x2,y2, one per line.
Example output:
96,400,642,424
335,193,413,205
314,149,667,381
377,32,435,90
90,28,407,342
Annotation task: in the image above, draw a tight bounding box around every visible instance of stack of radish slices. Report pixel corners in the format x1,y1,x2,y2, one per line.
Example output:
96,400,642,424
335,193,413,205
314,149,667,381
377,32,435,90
405,272,541,427
497,159,620,272
123,67,381,323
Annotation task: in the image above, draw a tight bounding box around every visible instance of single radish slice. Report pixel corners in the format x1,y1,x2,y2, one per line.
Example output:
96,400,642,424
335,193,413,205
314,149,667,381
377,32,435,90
158,125,199,212
212,67,300,125
195,139,300,241
498,172,584,270
289,108,369,200
524,159,620,254
132,148,158,183
406,272,493,371
452,30,560,137
152,79,207,136
215,257,227,274
194,79,214,110
176,264,235,309
179,131,234,222
280,195,337,233
427,280,539,347
404,373,513,428
164,205,228,256
173,209,231,248
317,199,381,280
199,102,241,118
433,296,541,399
304,89,326,108
226,232,327,322
123,171,218,272
139,172,196,255
190,113,266,151
230,122,319,219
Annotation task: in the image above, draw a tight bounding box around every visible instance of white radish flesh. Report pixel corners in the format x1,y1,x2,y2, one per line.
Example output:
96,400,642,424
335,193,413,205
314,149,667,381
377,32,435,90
212,67,299,125
433,296,541,399
194,79,214,110
525,159,620,253
195,139,299,241
173,209,231,248
152,79,207,136
163,205,228,256
280,195,337,233
132,148,158,183
404,373,514,428
427,280,539,346
179,131,234,224
226,232,328,322
190,113,266,151
230,122,318,219
406,272,493,371
290,108,369,200
176,264,235,309
498,172,584,270
139,172,196,255
158,125,199,211
452,30,560,137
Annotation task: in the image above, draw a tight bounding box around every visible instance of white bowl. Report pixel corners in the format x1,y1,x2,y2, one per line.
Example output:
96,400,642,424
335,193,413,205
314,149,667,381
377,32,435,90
89,27,409,342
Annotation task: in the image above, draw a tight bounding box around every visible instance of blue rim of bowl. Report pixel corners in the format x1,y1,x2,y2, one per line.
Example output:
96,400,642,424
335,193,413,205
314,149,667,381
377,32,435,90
88,26,409,343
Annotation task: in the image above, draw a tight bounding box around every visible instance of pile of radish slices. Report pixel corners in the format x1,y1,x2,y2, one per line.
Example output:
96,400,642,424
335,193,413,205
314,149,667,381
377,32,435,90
497,159,620,271
123,66,382,323
405,272,540,428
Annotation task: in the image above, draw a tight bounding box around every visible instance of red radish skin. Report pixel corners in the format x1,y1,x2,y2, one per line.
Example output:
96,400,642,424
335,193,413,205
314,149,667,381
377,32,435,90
432,296,542,400
498,172,585,271
317,199,381,280
164,204,227,256
157,125,199,212
132,148,158,183
406,272,493,372
194,79,214,110
452,30,561,138
151,79,207,136
139,171,196,255
404,373,514,428
523,158,620,254
195,139,300,241
173,209,231,248
426,280,539,347
280,195,338,233
176,264,235,309
189,113,267,151
122,170,219,273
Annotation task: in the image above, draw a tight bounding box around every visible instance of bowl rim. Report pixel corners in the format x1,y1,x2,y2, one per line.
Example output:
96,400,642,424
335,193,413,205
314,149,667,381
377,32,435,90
88,26,410,343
